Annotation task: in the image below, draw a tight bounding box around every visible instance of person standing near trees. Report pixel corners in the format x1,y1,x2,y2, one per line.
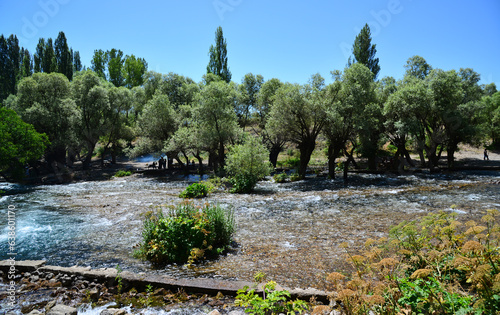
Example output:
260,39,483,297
484,149,489,161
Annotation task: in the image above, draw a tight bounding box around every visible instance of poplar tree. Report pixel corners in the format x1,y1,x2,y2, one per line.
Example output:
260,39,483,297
55,31,73,80
207,26,231,83
348,23,380,80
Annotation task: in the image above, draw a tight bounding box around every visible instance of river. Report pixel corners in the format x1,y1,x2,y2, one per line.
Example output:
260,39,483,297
1,170,499,291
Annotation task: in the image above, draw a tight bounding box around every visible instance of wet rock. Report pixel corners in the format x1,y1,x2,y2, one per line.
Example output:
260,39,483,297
88,288,100,301
208,310,221,315
46,304,77,315
100,309,127,315
26,311,44,315
227,311,246,315
45,300,57,311
45,272,54,280
31,275,40,282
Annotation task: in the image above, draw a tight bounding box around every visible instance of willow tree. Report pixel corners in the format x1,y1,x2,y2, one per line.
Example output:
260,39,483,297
194,80,239,170
10,72,79,166
267,81,326,179
207,26,231,83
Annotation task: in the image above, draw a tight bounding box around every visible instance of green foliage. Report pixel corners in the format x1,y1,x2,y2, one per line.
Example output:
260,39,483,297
289,172,302,182
225,135,272,193
134,201,235,265
114,170,132,177
0,107,49,180
179,182,209,198
327,210,500,314
115,264,123,294
236,278,309,315
207,26,231,83
273,172,288,183
348,23,380,80
397,276,473,314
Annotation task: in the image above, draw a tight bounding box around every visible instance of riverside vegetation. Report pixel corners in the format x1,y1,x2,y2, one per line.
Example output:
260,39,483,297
324,209,500,314
134,201,235,265
1,25,499,183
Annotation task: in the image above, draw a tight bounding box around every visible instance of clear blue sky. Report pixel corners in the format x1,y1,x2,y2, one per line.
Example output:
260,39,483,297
1,0,499,87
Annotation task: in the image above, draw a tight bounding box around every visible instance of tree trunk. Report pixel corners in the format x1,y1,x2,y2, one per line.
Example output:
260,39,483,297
269,144,281,168
194,154,204,174
298,142,315,179
82,143,96,170
327,144,342,179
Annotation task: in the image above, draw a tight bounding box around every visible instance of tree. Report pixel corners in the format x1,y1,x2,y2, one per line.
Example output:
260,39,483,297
34,38,45,73
238,73,264,129
384,77,431,169
107,48,125,87
73,50,82,73
91,49,107,80
267,82,326,179
207,26,231,83
134,93,177,156
42,38,56,73
256,78,285,167
0,35,10,103
194,80,239,170
0,107,49,181
479,91,500,148
101,86,133,163
72,70,111,169
124,54,147,88
404,55,432,80
55,31,73,80
0,35,21,103
20,48,33,78
348,23,380,80
9,72,79,166
225,134,272,193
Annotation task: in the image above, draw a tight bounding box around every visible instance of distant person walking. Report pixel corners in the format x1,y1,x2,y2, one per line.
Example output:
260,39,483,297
484,149,489,161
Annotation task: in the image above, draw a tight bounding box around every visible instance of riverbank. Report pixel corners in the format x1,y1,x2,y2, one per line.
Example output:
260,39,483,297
0,260,329,314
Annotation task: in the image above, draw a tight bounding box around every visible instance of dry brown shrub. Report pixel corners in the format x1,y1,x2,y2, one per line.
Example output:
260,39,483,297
410,268,433,279
461,240,485,254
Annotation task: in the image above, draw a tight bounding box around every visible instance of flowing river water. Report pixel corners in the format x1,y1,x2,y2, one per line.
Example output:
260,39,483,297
1,170,499,292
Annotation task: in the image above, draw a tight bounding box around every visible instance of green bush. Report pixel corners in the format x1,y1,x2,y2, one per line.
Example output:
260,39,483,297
179,182,209,198
289,172,302,182
134,201,235,265
225,135,272,193
114,170,132,177
327,209,500,314
236,275,309,315
273,172,289,183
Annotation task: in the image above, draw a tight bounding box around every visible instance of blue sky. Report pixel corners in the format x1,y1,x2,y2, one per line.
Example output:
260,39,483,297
1,0,499,87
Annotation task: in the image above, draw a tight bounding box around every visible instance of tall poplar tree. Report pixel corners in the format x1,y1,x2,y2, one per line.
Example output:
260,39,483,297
348,23,380,80
34,38,45,73
55,31,73,80
73,50,82,72
207,26,231,83
42,38,56,73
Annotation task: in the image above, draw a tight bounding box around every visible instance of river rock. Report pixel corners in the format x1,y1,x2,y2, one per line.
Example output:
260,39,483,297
46,304,77,315
100,309,127,315
208,310,221,315
26,311,44,315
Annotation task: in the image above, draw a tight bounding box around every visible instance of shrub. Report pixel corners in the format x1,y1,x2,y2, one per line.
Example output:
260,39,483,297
326,209,500,314
273,172,289,183
289,172,302,182
114,170,132,177
236,273,309,314
179,182,209,198
225,135,272,193
134,201,235,265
